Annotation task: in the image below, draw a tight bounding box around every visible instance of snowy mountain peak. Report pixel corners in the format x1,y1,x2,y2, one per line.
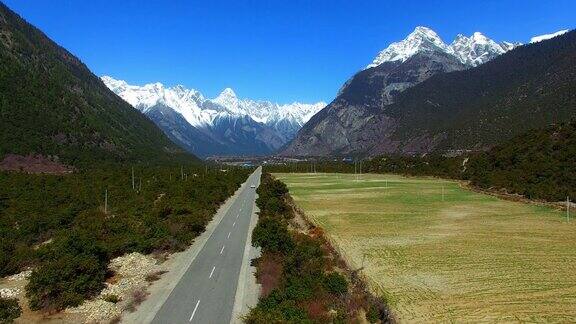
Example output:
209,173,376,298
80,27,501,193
500,41,520,51
411,26,441,39
367,26,451,68
101,75,128,91
218,87,237,98
367,27,520,69
449,31,514,66
530,29,569,43
471,32,489,43
213,87,240,113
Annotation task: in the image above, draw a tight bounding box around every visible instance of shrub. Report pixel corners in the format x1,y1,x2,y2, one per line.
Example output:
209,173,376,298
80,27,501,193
0,297,21,323
323,272,348,295
366,305,379,323
284,234,325,277
103,294,120,303
126,289,148,313
145,270,167,282
252,217,293,254
26,253,107,310
283,276,315,302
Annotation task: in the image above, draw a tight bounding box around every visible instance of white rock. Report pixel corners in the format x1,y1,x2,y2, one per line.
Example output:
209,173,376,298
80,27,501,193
0,287,21,298
6,270,32,281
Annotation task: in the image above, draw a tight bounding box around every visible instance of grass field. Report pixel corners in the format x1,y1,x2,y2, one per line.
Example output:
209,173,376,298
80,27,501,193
275,173,576,323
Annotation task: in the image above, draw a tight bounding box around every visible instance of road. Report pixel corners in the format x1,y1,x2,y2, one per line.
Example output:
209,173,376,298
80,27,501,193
151,167,261,324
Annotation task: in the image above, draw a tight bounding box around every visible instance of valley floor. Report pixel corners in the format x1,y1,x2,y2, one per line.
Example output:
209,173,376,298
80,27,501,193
274,173,576,322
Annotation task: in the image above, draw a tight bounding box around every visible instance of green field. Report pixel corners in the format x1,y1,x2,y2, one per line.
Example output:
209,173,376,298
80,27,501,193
275,173,576,322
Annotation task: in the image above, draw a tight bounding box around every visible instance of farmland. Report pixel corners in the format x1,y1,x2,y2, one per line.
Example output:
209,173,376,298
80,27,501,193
275,173,576,322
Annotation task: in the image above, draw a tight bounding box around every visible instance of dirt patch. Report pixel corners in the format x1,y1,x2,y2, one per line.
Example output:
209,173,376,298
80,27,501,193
0,154,73,174
286,195,313,233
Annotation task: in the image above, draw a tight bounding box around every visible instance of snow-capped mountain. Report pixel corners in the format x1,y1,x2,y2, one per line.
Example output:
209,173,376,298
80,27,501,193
449,32,520,66
530,30,569,43
367,26,520,69
366,27,453,68
101,76,325,157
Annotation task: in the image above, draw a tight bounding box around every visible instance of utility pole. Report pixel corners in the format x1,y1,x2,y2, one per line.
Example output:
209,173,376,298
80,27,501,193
131,167,135,190
181,166,184,181
104,189,108,214
139,178,142,192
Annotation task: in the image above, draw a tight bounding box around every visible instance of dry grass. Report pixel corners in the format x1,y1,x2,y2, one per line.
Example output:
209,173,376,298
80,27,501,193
275,173,576,323
125,289,149,313
144,270,167,283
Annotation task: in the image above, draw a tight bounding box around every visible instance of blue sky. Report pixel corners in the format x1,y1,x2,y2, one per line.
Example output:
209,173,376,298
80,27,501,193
4,0,574,103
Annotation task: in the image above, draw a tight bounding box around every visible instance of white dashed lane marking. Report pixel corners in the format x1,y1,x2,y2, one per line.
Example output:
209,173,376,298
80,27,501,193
189,300,200,322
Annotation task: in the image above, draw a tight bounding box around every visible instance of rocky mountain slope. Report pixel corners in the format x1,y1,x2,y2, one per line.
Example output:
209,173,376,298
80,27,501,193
283,29,575,157
102,77,325,157
0,2,192,166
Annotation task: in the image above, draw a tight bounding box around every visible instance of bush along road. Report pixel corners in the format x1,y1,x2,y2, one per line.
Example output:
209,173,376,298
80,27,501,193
245,173,392,323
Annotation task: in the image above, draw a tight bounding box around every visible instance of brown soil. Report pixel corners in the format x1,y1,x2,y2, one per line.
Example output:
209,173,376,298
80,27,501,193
285,195,313,233
0,154,73,174
255,253,283,297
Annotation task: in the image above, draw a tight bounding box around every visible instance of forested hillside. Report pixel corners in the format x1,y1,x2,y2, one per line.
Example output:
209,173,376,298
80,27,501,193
387,30,576,153
0,2,191,166
466,120,576,201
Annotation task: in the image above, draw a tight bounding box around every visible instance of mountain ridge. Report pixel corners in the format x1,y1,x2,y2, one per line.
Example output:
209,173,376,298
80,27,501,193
102,76,325,157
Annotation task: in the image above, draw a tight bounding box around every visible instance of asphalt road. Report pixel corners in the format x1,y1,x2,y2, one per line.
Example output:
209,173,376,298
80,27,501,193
151,167,261,324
